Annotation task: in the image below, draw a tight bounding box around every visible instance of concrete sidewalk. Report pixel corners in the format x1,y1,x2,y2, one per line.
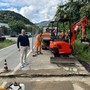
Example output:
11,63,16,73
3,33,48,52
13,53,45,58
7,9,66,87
0,49,89,75
15,50,89,75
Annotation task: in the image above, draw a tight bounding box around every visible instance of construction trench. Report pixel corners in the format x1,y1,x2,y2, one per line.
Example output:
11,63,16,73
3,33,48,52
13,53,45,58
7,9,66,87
0,49,90,90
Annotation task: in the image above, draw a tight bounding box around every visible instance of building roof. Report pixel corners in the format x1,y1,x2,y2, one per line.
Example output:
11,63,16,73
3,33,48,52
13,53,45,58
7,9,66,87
0,23,9,28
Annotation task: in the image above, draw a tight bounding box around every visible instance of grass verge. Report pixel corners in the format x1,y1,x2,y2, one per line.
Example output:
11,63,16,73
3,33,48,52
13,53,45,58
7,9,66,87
0,39,16,49
73,40,90,64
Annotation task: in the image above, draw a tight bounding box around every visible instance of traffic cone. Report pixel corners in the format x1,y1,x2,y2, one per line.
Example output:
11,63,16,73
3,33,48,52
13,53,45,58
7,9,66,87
4,59,8,72
0,88,6,90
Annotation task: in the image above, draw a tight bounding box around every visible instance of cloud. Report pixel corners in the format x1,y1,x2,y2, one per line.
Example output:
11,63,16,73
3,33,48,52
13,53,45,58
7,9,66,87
0,0,66,23
0,2,10,7
5,7,19,13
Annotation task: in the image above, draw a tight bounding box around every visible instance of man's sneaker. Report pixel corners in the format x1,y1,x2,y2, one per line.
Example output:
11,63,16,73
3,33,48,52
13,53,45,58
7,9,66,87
23,62,29,65
20,64,24,68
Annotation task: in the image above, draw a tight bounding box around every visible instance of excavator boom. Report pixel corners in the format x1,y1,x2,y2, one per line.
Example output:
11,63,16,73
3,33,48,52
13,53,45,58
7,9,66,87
70,16,88,49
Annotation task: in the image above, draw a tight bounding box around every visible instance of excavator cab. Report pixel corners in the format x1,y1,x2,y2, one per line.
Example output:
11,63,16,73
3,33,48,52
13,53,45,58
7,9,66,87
50,18,71,42
50,17,72,56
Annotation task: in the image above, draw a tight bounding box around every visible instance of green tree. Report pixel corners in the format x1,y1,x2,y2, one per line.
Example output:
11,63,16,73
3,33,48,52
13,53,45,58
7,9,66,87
1,26,9,34
0,10,32,24
56,1,83,22
9,20,27,34
80,3,90,18
55,5,65,18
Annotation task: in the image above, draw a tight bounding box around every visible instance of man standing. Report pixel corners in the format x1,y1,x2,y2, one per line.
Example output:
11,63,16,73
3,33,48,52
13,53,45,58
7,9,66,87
17,29,30,68
36,32,43,54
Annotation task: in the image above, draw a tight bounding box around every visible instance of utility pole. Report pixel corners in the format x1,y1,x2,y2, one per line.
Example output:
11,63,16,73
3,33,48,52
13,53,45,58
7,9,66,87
32,26,37,57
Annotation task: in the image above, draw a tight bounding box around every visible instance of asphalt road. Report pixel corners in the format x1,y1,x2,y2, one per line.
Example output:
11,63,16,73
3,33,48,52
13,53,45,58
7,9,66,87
0,36,35,70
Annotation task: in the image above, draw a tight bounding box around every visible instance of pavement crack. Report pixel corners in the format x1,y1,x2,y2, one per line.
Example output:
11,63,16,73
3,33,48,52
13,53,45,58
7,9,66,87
0,73,90,78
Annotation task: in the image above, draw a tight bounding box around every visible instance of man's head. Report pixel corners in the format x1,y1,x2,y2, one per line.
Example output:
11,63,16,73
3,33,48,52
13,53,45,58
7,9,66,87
39,31,43,36
54,27,58,32
21,29,26,35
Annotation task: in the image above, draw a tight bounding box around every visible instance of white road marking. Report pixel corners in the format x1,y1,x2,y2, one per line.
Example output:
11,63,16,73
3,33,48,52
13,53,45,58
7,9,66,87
11,49,32,74
0,81,7,87
73,83,85,90
10,46,35,74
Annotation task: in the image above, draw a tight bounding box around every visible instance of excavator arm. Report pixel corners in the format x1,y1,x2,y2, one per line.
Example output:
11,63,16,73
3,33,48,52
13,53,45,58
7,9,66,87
70,16,88,49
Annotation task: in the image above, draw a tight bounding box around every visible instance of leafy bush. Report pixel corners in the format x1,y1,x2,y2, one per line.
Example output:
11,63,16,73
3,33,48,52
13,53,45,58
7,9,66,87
0,39,16,49
0,37,6,41
73,40,90,63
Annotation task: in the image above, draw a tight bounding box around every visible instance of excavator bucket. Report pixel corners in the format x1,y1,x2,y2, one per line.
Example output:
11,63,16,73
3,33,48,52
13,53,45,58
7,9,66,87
50,55,77,66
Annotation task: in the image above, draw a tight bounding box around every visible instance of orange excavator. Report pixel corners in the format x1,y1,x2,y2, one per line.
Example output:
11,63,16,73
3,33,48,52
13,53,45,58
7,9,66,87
50,16,89,56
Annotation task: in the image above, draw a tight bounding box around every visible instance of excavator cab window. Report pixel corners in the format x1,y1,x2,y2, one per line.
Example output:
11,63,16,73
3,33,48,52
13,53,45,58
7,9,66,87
50,21,58,41
58,18,71,42
50,17,72,43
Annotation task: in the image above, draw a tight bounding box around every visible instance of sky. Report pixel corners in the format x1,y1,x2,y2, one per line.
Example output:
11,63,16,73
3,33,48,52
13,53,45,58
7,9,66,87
0,0,67,23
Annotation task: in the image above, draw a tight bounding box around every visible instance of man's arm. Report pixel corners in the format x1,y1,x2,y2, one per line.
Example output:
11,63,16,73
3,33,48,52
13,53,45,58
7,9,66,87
17,36,20,49
27,36,30,47
26,36,30,50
